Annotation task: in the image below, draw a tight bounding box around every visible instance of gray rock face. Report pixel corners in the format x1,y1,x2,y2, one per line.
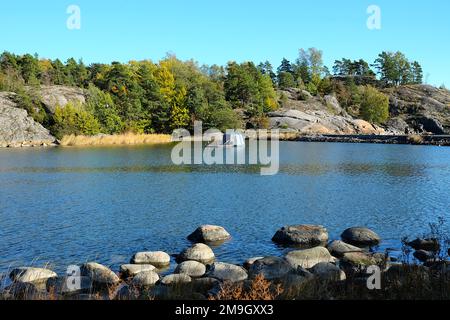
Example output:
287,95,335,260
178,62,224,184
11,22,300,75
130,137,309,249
131,251,171,268
80,262,120,285
275,84,450,135
174,261,206,278
385,117,410,134
272,225,329,247
327,240,363,258
207,262,248,282
341,227,381,247
0,92,56,147
160,274,192,285
248,256,293,280
131,270,160,287
310,262,346,281
38,85,86,114
120,264,157,278
387,85,450,134
9,267,57,284
285,247,334,269
179,243,215,264
187,225,231,243
269,95,386,135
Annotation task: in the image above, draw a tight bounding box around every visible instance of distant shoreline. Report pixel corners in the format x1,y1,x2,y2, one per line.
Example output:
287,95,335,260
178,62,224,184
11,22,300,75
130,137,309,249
293,134,450,146
2,133,450,149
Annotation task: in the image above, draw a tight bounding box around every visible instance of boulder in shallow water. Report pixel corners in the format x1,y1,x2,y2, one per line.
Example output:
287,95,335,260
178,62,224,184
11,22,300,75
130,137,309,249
310,262,346,281
207,262,248,282
327,240,363,258
161,274,192,285
340,252,385,274
187,225,231,243
131,270,160,287
285,247,334,269
80,262,120,285
9,267,57,285
120,264,157,278
130,251,171,268
272,225,328,247
341,227,381,247
178,243,215,264
248,256,293,280
174,261,206,278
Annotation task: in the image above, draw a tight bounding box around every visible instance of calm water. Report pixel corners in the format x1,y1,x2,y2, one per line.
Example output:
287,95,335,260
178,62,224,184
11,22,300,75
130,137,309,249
1,142,450,276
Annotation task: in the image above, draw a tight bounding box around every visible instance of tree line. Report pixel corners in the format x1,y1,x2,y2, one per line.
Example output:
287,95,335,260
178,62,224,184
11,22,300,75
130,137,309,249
0,49,424,137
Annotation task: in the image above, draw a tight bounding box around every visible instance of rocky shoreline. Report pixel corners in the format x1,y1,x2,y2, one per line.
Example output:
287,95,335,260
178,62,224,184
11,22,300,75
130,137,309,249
2,84,450,148
292,134,450,146
2,132,450,149
1,224,448,300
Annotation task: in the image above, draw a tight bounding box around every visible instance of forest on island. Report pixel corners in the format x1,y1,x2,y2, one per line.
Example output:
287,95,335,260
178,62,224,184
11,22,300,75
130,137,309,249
0,49,425,138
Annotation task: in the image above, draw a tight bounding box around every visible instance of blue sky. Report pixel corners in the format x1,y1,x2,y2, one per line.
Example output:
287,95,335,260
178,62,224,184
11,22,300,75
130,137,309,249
1,0,449,86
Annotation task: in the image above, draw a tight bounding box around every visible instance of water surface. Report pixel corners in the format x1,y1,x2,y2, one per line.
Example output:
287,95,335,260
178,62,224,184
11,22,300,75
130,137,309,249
0,142,449,275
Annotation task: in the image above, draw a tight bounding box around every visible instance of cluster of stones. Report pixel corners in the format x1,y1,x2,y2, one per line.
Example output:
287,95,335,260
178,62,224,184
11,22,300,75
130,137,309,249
1,224,445,300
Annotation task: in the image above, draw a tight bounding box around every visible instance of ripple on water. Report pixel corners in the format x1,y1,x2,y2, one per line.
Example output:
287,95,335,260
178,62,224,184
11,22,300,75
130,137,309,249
0,142,449,274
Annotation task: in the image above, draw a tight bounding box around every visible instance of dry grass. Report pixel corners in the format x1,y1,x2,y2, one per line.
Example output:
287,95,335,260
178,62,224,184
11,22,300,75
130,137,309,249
407,134,424,144
60,133,172,147
209,274,284,301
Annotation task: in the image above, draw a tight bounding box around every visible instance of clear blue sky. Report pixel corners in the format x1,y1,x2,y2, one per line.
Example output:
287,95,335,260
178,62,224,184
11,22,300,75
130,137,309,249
1,0,449,86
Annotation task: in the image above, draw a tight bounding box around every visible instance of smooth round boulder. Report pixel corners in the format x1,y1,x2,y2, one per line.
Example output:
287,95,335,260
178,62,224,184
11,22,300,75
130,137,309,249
80,262,120,285
340,252,385,274
120,264,157,278
341,252,384,266
341,227,381,247
193,277,220,287
285,247,334,269
178,243,215,264
174,261,206,278
130,251,171,268
327,240,363,258
187,225,231,243
310,262,346,281
207,262,248,282
160,274,192,285
131,270,159,287
248,256,293,280
9,267,57,285
272,225,328,246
